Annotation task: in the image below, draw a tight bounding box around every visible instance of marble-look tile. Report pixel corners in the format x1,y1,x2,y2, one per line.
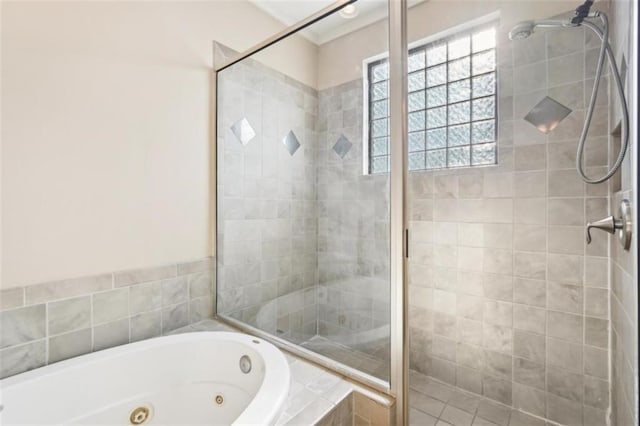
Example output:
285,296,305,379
285,397,333,425
0,287,25,310
92,288,129,325
161,277,189,307
0,339,47,379
161,302,189,333
188,272,211,299
130,310,162,342
93,318,130,351
48,296,91,335
177,258,214,275
114,264,176,287
25,274,112,305
189,297,213,323
0,304,46,349
129,281,162,314
48,328,92,364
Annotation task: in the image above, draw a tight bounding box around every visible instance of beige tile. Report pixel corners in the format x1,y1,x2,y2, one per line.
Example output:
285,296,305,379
547,226,584,255
514,252,546,280
585,317,608,348
482,373,512,405
583,346,608,380
548,52,584,86
513,62,547,95
513,305,546,335
513,225,546,252
547,311,583,344
547,366,583,403
410,389,445,418
513,278,545,308
514,199,546,225
512,383,546,418
547,254,583,284
513,330,545,363
440,405,473,426
547,198,585,226
483,224,513,249
547,282,583,314
514,357,545,390
476,399,510,426
514,145,546,171
546,337,583,373
513,171,546,198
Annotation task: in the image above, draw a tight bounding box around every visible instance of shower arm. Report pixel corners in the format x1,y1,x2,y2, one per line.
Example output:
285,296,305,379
575,13,630,184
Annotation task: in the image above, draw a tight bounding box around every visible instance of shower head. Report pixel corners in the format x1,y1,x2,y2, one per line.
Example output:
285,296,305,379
508,19,576,40
509,21,535,40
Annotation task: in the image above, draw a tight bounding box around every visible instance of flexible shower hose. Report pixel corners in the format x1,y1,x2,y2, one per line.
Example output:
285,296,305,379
577,13,629,184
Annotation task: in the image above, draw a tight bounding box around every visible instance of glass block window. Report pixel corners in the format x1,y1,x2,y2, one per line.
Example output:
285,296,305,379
367,24,498,174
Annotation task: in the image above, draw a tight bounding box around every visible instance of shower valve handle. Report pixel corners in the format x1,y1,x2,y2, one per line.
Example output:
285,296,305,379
585,199,632,250
585,216,618,244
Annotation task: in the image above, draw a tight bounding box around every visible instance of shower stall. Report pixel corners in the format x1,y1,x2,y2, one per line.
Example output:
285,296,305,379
213,0,638,424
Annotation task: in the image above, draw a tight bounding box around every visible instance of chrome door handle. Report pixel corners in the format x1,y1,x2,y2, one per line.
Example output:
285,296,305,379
586,199,632,250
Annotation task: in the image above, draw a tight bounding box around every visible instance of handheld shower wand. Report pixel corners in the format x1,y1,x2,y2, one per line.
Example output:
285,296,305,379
509,5,629,185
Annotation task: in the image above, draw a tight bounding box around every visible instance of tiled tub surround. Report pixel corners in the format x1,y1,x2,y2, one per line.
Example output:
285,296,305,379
0,258,214,379
407,12,614,426
216,56,320,343
171,319,395,426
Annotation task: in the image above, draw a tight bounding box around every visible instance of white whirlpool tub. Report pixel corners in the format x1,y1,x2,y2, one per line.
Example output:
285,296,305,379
0,332,290,425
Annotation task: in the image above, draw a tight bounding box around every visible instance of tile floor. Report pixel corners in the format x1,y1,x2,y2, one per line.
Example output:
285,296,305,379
409,370,560,426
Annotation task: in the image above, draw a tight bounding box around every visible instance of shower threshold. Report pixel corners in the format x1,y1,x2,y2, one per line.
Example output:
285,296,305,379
300,335,390,382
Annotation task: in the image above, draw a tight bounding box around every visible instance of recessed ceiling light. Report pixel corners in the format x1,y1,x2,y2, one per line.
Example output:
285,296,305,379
339,4,358,19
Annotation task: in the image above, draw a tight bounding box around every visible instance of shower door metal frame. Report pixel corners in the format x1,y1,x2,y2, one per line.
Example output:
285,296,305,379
211,1,409,422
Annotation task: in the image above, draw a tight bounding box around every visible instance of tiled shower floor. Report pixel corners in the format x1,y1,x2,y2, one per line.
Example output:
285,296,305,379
299,337,561,425
409,370,559,426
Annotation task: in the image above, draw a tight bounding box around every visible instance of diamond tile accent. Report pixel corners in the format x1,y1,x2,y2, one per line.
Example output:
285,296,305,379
282,130,301,156
524,96,572,134
230,118,256,146
332,134,353,159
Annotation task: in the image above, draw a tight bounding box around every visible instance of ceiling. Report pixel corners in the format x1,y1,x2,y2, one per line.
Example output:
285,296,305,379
249,0,418,45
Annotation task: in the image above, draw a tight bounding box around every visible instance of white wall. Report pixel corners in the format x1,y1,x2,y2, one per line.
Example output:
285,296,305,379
1,1,317,289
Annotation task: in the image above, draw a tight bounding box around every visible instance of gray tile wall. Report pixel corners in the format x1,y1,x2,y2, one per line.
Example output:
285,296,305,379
609,0,638,425
316,80,391,358
407,15,614,425
216,57,319,343
0,258,214,379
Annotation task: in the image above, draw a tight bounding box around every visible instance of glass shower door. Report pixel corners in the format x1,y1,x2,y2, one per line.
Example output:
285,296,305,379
214,1,395,387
